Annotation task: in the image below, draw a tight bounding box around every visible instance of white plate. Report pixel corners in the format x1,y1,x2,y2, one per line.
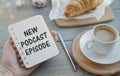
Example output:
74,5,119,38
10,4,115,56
79,30,120,64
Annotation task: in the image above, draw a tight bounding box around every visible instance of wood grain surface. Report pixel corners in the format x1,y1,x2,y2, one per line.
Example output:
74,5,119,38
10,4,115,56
0,0,120,76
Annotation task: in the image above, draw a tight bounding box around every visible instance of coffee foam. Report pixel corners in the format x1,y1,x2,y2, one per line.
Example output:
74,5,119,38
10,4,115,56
94,26,116,42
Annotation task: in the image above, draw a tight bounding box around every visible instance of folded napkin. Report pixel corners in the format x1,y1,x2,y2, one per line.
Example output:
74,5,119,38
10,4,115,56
49,0,114,20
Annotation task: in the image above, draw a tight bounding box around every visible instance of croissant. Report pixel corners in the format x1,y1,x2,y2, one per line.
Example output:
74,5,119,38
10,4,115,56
64,0,103,17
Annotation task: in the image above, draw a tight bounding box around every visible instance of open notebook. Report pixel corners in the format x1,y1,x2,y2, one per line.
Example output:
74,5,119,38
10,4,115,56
8,15,60,68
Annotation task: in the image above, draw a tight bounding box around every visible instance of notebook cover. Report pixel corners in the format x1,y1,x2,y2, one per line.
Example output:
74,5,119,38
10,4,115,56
8,15,60,68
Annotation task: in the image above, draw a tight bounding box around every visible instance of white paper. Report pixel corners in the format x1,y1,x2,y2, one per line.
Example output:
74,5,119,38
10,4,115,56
8,15,60,68
49,0,114,20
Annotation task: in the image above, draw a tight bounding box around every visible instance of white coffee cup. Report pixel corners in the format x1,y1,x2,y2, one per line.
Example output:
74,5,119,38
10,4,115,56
86,24,119,54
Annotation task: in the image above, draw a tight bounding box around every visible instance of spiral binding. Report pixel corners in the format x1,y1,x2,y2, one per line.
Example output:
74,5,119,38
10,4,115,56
10,27,28,66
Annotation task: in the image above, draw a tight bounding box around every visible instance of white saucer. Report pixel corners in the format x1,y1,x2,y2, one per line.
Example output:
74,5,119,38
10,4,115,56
79,30,120,64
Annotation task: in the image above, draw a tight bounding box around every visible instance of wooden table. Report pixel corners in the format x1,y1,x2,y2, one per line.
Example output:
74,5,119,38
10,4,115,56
0,0,120,76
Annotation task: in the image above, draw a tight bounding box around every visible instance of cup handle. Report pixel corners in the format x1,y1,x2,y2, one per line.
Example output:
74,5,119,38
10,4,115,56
85,39,94,49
